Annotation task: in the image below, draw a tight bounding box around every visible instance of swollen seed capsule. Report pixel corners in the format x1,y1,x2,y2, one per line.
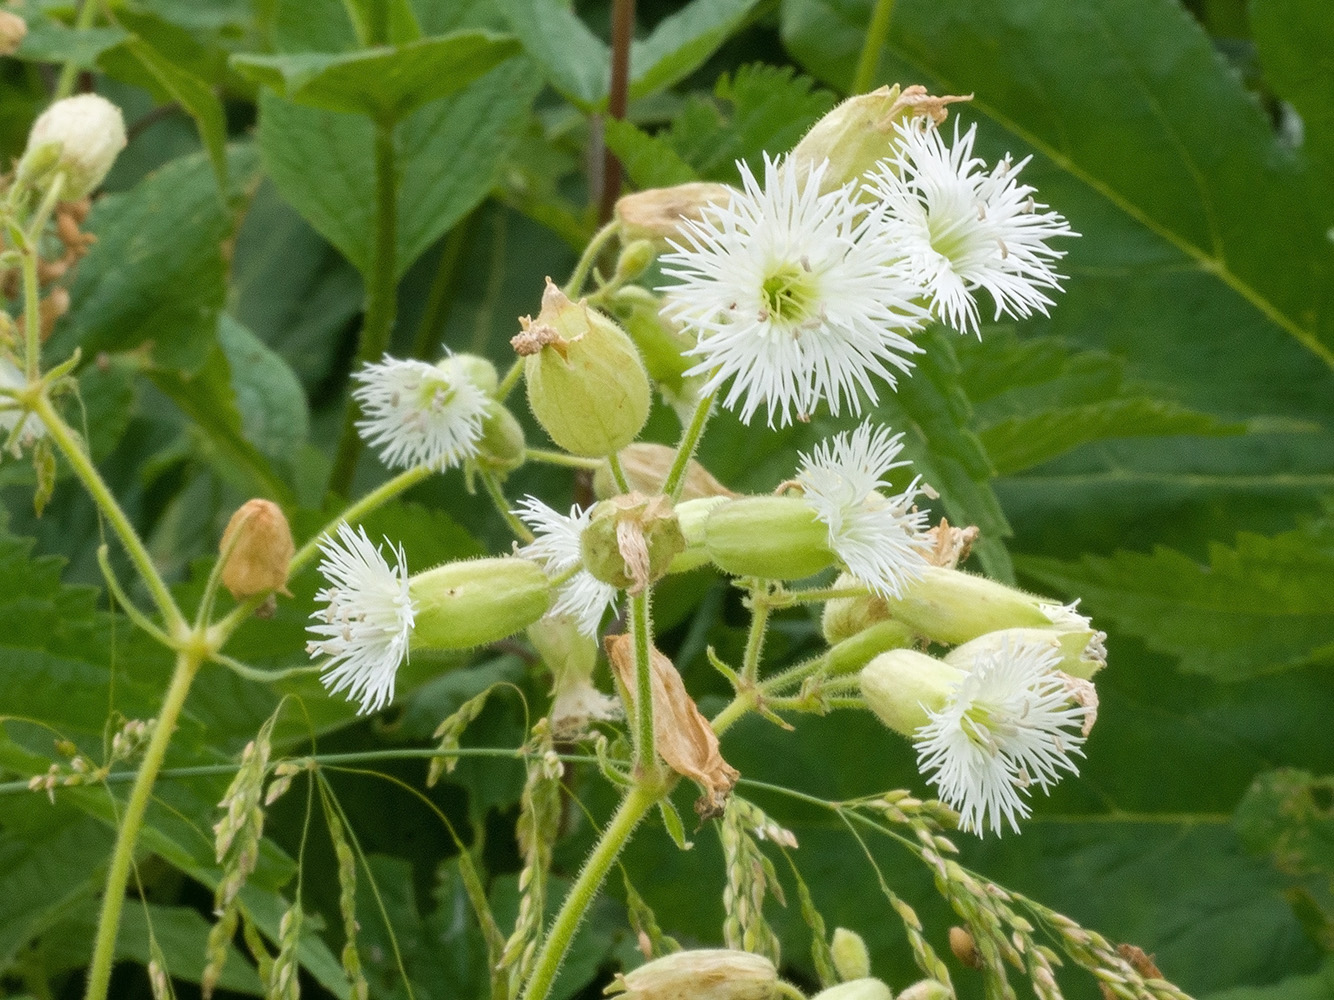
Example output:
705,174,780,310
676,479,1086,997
513,279,651,457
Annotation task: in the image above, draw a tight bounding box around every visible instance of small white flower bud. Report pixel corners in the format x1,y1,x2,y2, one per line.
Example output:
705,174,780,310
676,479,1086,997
18,94,127,199
608,948,778,1000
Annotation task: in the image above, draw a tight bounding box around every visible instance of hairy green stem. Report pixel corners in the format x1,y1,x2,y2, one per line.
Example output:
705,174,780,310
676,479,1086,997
497,358,524,402
662,389,715,500
83,649,202,1000
481,469,534,543
21,234,43,383
294,465,430,575
561,221,618,300
740,589,770,685
629,589,655,773
520,784,657,1000
329,115,400,496
524,448,602,471
35,396,183,632
851,0,896,95
607,451,630,493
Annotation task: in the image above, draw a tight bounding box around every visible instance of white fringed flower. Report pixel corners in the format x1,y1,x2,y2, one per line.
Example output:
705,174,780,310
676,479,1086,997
352,355,489,471
660,155,925,426
914,637,1088,836
865,119,1077,335
796,424,932,598
514,497,618,637
306,523,416,715
0,359,45,456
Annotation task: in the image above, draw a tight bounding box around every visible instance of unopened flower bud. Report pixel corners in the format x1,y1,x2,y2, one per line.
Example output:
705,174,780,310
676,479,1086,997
409,557,550,650
897,981,952,1000
614,182,735,246
594,442,735,502
789,84,970,192
614,239,658,283
513,279,651,457
0,11,27,55
831,927,871,981
876,567,1053,645
220,499,294,600
580,492,685,593
18,94,127,199
861,649,963,738
822,572,892,645
609,287,698,398
827,619,917,677
606,948,778,1000
812,980,893,1000
475,400,526,473
704,495,834,581
438,353,499,397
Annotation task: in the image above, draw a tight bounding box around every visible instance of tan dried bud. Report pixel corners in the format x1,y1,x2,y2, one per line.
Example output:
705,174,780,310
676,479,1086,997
594,443,736,502
220,499,295,600
614,182,735,246
605,634,739,816
0,11,26,56
923,518,979,569
581,492,686,594
606,948,778,1000
949,926,982,969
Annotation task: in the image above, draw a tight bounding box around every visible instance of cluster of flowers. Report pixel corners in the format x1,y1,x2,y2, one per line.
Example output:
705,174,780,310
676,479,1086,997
304,85,1094,837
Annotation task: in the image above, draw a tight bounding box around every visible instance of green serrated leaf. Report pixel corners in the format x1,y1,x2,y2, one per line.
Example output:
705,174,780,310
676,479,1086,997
232,31,519,120
656,64,837,182
1019,513,1334,680
603,118,699,189
980,398,1240,476
146,316,304,507
494,0,609,108
49,147,257,375
256,58,540,277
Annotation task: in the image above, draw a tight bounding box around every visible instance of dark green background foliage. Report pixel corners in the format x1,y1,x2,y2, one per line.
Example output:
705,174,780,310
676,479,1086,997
2,0,1333,997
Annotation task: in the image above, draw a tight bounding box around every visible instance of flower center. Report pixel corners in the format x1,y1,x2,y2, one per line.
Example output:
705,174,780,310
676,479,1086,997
759,260,819,327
